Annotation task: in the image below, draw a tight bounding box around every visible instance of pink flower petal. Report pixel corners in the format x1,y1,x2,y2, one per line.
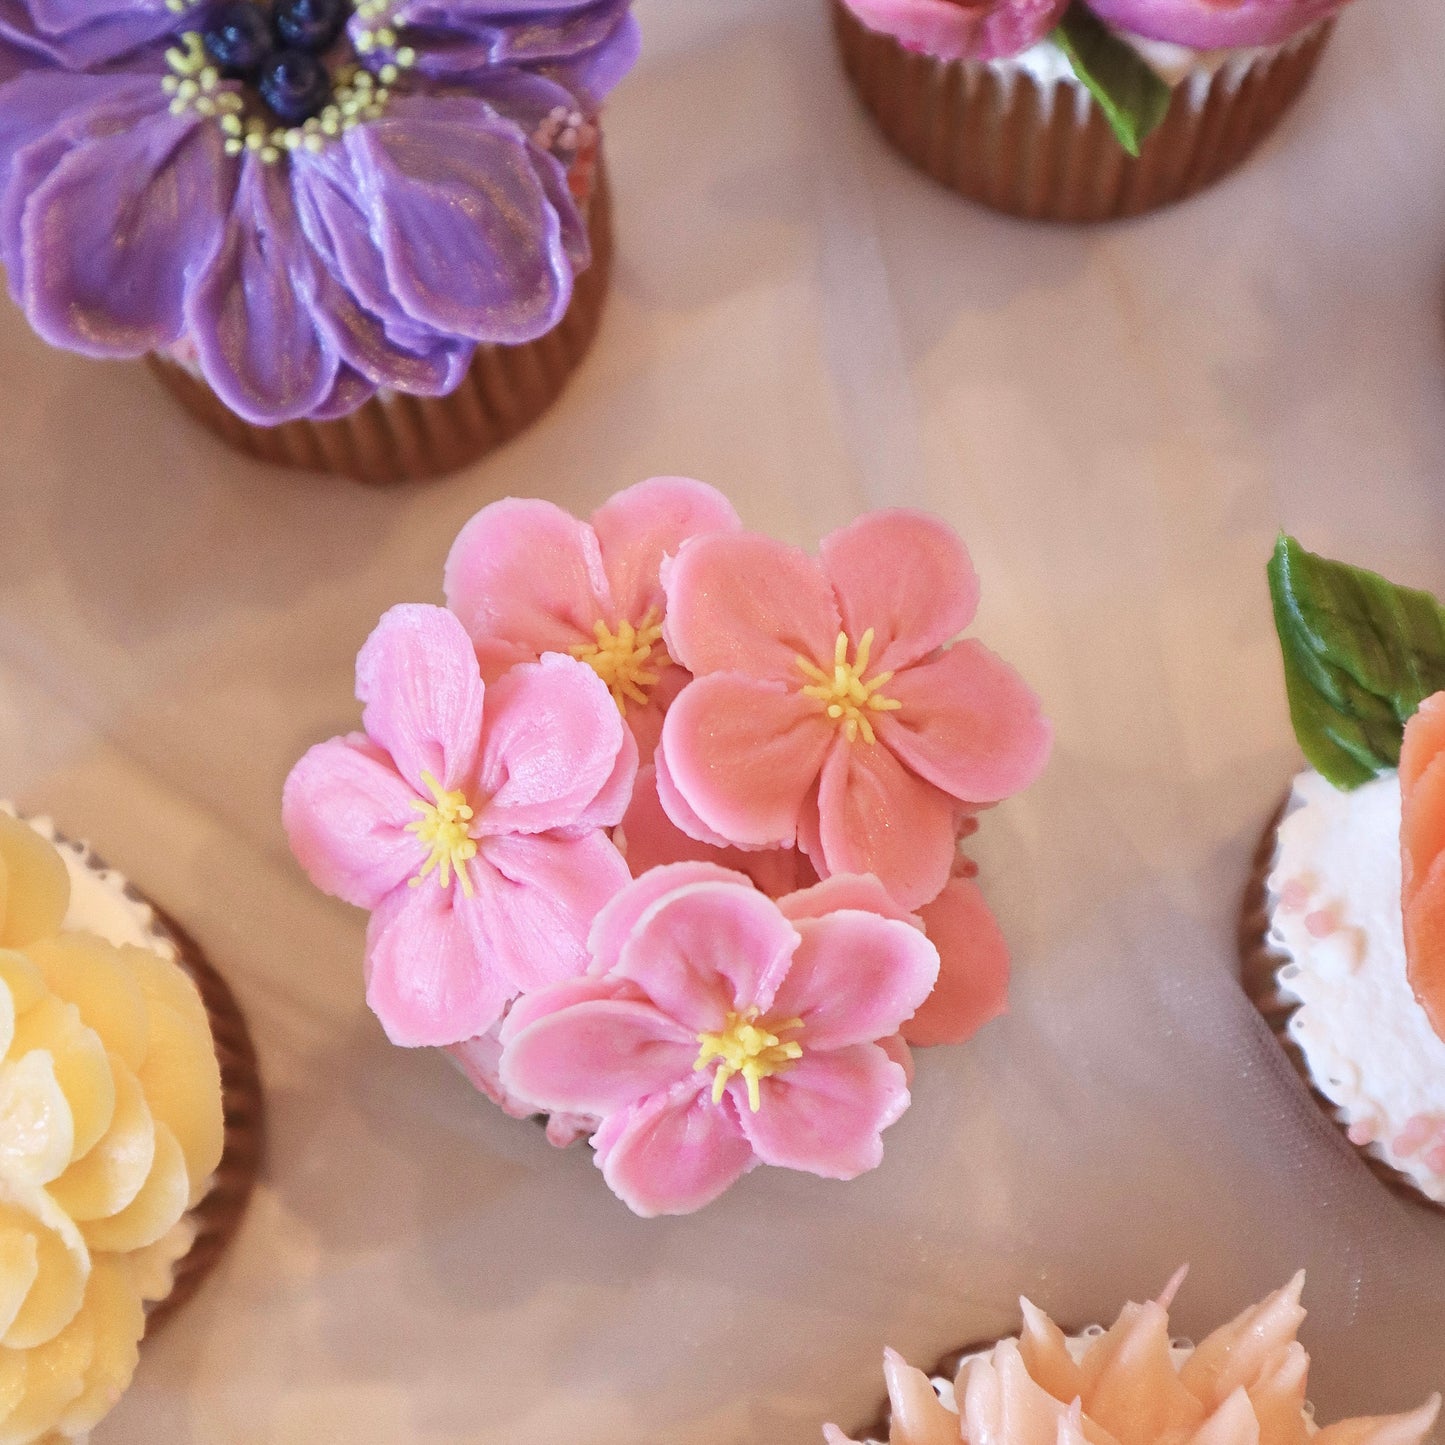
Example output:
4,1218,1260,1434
738,1044,908,1179
499,975,637,1043
905,878,1010,1047
474,655,632,836
817,737,958,910
623,662,687,761
652,736,737,849
879,641,1051,806
443,497,610,662
579,721,641,835
770,912,939,1051
877,1033,915,1086
662,532,840,684
660,675,833,848
363,879,512,1046
613,880,800,1029
499,997,698,1115
591,476,741,624
447,1024,597,1143
355,604,485,795
471,830,631,992
593,1076,756,1217
622,765,815,898
587,861,751,978
819,510,979,674
282,733,422,908
776,872,915,926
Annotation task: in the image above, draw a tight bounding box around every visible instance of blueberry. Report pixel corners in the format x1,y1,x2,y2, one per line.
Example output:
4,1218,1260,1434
201,0,274,75
257,48,332,123
273,0,348,54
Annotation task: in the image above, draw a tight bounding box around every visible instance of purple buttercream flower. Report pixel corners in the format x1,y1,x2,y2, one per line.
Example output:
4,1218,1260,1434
0,0,637,423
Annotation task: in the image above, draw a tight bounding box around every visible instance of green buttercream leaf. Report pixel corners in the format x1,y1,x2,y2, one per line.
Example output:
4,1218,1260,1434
1267,534,1445,790
1051,4,1172,158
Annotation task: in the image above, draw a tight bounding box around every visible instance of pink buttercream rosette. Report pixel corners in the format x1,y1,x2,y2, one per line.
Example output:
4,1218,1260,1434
1082,0,1345,49
284,482,1050,1216
840,0,1066,63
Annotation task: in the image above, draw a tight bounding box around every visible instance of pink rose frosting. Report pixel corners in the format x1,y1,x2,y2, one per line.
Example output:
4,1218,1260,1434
1082,0,1345,50
622,767,1009,1048
283,603,636,1048
443,477,742,757
840,0,1068,63
657,510,1051,911
498,864,939,1215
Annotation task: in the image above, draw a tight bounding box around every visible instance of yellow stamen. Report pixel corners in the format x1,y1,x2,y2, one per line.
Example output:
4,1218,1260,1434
569,607,669,716
405,771,478,897
795,628,903,745
694,1008,804,1112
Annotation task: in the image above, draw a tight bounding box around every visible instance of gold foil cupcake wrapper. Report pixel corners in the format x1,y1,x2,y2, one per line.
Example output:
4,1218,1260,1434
831,5,1334,223
148,155,613,486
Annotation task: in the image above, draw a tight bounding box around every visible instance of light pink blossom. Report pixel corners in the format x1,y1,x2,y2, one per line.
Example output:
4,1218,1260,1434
283,603,636,1048
443,477,742,757
657,510,1051,910
498,864,938,1216
621,767,1008,1047
1083,0,1344,49
840,0,1066,63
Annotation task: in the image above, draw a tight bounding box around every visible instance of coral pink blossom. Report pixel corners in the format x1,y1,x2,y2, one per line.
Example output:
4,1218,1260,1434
841,0,1065,62
447,1026,596,1147
658,510,1051,910
622,768,1008,1047
498,864,938,1216
443,477,741,757
283,603,636,1048
1084,0,1344,49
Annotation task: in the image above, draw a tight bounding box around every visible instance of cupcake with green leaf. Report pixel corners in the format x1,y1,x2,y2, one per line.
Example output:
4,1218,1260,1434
830,0,1347,222
1243,535,1445,1210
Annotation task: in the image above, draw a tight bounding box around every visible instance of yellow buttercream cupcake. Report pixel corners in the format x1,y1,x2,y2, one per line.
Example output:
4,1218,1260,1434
0,813,232,1442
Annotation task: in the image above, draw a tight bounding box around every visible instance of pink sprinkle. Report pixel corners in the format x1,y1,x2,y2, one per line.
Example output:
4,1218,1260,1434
1279,878,1312,914
1304,908,1338,939
1393,1115,1439,1157
1348,1119,1379,1147
1425,1143,1445,1177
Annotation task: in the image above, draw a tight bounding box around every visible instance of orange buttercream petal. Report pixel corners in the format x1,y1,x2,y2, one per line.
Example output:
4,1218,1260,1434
1398,692,1445,795
1245,1343,1310,1445
882,1349,957,1444
1403,849,1445,1042
1186,1388,1262,1445
1178,1273,1305,1411
1018,1297,1082,1403
1078,1302,1205,1445
1311,1398,1442,1445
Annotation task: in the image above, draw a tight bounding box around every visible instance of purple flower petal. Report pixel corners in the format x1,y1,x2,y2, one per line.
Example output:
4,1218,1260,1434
345,93,573,345
186,152,338,425
22,98,227,358
0,8,175,68
310,362,377,420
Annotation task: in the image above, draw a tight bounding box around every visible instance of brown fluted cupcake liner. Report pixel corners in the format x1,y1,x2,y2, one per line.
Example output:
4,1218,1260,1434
1238,795,1445,1219
148,156,614,486
831,4,1334,222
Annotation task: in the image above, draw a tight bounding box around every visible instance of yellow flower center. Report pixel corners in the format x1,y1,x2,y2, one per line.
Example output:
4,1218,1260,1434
569,608,669,715
694,1008,804,1112
406,771,478,897
795,628,903,744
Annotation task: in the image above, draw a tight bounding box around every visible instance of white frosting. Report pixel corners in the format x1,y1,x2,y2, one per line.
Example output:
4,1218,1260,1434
1267,770,1445,1203
997,22,1314,97
1,805,176,958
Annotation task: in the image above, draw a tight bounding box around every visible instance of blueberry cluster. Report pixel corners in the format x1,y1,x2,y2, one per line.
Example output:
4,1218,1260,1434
201,0,350,123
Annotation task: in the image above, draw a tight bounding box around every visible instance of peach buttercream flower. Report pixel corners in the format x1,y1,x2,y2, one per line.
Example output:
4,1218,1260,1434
0,815,224,1444
498,863,938,1215
283,603,636,1048
824,1272,1441,1445
657,510,1051,910
443,477,742,757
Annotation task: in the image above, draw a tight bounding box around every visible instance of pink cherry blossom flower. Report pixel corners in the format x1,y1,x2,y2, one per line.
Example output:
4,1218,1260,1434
443,477,742,757
498,863,939,1216
657,510,1051,910
446,1026,596,1148
283,603,636,1048
620,767,1008,1047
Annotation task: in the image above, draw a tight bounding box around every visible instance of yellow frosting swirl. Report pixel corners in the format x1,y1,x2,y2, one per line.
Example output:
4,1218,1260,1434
0,815,223,1443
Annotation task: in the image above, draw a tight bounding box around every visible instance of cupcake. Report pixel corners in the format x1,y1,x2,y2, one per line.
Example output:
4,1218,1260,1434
284,476,1051,1215
1243,536,1445,1209
831,0,1345,222
0,807,261,1440
826,1271,1440,1445
0,0,637,485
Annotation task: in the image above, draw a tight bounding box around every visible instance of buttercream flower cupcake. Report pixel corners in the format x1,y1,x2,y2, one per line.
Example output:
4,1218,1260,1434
0,807,261,1440
284,477,1050,1215
1243,536,1445,1209
832,0,1346,221
827,1271,1440,1445
0,0,637,484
